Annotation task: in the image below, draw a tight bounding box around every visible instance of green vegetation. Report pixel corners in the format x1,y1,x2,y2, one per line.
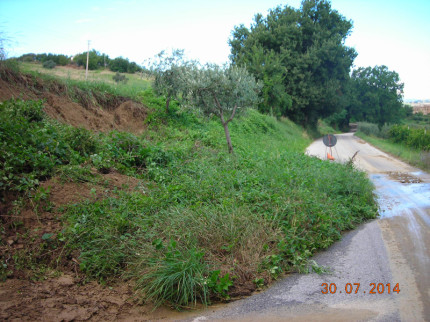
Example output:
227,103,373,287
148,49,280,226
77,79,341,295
228,0,408,130
389,125,430,150
0,99,76,195
42,60,56,69
356,119,430,170
18,61,150,100
112,72,129,84
15,50,142,74
0,0,413,309
229,0,356,125
355,132,429,170
347,66,407,126
1,72,378,307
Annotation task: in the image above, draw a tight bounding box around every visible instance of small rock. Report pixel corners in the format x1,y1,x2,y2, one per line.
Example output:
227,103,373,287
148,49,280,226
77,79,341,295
7,239,14,246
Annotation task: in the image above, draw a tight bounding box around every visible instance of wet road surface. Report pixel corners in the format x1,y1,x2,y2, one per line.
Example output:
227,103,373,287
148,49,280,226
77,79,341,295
184,133,429,321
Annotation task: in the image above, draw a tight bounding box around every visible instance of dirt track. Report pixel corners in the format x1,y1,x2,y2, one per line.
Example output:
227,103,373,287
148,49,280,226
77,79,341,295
187,133,429,321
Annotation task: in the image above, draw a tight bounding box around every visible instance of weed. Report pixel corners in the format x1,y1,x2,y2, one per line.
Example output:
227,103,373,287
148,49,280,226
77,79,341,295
308,260,332,275
0,259,13,281
134,241,209,309
29,186,52,221
206,270,234,300
56,164,98,183
253,278,265,289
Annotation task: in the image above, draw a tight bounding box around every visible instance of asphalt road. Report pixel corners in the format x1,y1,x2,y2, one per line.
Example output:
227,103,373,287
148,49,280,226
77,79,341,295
185,133,429,322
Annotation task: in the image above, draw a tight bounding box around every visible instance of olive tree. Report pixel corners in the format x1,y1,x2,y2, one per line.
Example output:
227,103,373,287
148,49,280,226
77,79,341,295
182,64,261,153
146,49,187,113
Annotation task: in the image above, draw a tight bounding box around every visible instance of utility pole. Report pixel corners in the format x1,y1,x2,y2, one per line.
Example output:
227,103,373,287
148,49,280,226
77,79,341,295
85,40,90,81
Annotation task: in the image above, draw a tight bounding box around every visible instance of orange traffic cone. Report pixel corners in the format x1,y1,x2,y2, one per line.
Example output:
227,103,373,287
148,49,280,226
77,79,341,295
327,152,335,161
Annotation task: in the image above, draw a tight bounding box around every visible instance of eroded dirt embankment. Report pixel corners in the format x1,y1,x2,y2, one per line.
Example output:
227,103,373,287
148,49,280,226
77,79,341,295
0,68,147,134
0,69,178,321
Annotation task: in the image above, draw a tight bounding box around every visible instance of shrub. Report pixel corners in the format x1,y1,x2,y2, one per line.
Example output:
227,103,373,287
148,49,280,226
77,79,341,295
112,72,128,84
357,122,380,136
0,99,70,194
63,126,98,157
379,123,392,139
388,125,430,150
42,60,56,69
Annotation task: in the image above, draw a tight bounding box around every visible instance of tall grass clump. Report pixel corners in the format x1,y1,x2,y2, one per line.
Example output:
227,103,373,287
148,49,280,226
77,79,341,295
134,241,210,308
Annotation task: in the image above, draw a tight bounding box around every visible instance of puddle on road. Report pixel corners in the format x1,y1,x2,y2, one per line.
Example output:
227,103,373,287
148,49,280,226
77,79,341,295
370,173,430,218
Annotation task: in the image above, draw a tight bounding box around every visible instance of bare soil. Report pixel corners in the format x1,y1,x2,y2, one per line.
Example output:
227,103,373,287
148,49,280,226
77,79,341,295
0,69,147,134
0,277,204,321
0,168,161,321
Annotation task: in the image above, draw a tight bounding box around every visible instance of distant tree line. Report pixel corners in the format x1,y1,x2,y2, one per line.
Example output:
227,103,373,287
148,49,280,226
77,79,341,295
16,50,143,74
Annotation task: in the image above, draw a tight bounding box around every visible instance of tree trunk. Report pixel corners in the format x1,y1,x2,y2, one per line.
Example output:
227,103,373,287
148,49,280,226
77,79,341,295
166,97,171,114
222,122,234,154
214,94,237,154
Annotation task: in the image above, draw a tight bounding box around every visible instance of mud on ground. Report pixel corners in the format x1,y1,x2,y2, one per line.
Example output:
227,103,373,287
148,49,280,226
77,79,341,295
0,169,170,321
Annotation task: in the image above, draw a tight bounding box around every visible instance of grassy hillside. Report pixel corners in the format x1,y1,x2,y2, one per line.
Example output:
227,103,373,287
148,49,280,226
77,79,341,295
19,61,151,99
0,64,378,308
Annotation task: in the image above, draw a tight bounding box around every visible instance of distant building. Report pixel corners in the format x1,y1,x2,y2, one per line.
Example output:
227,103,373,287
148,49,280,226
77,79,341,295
411,103,430,115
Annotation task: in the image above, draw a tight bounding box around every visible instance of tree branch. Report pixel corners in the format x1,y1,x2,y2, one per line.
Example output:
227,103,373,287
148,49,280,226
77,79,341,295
213,93,225,124
226,104,238,124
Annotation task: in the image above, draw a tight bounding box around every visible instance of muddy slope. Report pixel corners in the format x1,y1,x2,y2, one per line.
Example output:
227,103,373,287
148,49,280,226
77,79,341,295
0,68,147,134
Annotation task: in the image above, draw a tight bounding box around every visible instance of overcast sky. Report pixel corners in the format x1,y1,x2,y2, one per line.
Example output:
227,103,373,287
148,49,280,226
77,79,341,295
1,0,429,100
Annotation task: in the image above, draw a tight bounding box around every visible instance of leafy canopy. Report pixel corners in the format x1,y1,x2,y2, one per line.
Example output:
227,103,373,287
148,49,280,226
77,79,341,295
182,63,262,119
229,0,356,126
148,53,261,153
348,65,404,126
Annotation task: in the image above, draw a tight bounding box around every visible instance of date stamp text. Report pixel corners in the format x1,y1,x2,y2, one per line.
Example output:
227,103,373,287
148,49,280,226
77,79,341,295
321,283,400,294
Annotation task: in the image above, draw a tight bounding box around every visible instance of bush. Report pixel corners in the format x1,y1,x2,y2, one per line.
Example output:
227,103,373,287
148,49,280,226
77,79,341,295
112,72,128,84
0,99,70,194
63,126,98,157
42,60,56,69
389,125,430,150
379,123,392,139
357,122,380,136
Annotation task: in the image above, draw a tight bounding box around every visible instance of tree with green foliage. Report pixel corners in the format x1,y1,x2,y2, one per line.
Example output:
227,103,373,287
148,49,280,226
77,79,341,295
229,0,356,126
109,57,129,73
181,64,262,153
30,53,71,65
18,53,36,62
148,49,188,113
348,65,404,126
109,57,141,73
0,38,5,62
74,50,104,70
